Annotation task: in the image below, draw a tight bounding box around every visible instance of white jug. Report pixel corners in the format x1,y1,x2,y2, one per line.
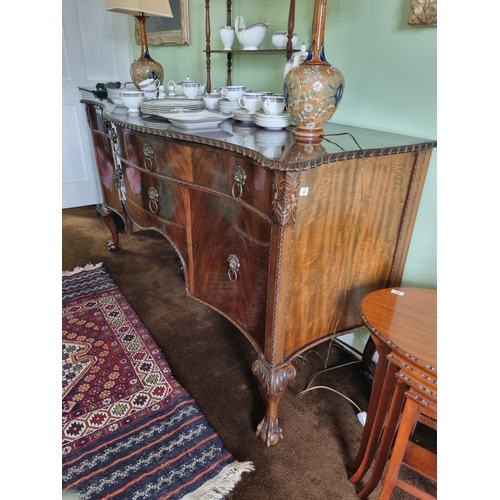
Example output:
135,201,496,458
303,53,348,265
284,43,308,79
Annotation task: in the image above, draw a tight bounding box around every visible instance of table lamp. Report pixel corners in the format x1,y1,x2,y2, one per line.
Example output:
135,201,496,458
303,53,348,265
107,0,173,88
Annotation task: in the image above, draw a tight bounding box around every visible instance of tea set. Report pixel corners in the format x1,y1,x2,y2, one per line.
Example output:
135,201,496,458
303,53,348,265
219,15,299,52
109,13,297,129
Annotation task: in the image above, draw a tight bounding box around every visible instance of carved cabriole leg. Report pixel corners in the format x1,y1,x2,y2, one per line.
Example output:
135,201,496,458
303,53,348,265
252,360,296,447
97,204,120,251
252,171,301,446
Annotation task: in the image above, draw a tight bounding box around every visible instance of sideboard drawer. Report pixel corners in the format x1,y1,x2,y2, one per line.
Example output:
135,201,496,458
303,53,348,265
122,164,187,227
191,148,272,217
119,130,192,181
190,191,271,351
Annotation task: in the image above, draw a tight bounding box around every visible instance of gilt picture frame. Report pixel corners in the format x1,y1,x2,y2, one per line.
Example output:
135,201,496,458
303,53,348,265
135,0,190,46
408,0,437,26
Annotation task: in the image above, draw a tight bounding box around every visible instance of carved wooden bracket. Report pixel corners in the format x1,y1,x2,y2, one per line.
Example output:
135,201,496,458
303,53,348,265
271,171,301,226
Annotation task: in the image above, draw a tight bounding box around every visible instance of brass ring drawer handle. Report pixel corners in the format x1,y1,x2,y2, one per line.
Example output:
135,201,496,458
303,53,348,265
231,165,246,199
148,187,159,213
143,143,154,172
227,254,240,282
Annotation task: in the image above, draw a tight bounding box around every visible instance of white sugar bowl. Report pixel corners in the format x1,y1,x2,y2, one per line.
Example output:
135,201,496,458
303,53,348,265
204,91,221,111
120,90,144,113
271,31,298,49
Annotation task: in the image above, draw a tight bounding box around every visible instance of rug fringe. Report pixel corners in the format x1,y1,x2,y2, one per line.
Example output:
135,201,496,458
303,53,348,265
180,461,255,500
62,262,103,276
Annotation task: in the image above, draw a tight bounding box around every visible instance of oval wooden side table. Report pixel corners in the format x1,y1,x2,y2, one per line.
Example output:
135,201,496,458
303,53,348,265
348,287,437,498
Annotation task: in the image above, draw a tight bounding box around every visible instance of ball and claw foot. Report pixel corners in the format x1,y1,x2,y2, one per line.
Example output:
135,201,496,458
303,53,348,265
106,240,120,252
252,360,296,447
256,416,284,447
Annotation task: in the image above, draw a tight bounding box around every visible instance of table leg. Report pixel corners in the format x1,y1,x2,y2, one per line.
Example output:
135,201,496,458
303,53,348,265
357,374,407,498
97,204,120,251
377,396,421,500
252,359,296,447
349,338,393,480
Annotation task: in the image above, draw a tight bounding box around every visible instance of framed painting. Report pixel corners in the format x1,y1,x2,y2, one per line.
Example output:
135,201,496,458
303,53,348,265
135,0,190,46
408,0,437,26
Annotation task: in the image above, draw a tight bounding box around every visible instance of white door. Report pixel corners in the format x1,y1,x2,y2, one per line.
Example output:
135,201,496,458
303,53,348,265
62,0,133,209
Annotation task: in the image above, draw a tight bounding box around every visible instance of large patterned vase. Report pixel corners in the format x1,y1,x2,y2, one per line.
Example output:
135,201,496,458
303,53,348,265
130,15,164,89
284,0,344,142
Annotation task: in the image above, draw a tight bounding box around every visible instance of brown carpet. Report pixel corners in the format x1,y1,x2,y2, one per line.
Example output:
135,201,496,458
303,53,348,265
62,205,437,500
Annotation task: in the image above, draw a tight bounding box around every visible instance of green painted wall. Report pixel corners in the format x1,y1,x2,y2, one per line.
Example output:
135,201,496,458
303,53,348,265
131,0,437,289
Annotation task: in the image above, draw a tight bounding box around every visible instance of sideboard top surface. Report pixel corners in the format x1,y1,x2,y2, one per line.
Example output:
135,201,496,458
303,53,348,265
82,98,436,171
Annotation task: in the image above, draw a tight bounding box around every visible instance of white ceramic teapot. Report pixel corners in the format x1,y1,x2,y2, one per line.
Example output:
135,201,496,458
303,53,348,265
167,77,206,96
234,15,269,50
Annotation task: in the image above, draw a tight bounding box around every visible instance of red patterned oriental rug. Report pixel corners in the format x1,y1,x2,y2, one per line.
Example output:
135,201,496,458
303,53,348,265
62,263,254,500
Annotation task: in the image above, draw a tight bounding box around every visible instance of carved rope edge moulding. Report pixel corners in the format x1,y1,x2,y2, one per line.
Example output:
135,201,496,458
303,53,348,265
408,0,437,26
84,102,437,172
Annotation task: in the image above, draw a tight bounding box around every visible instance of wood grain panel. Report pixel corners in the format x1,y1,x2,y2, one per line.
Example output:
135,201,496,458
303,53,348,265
92,130,122,213
191,148,272,217
119,130,193,181
284,152,419,357
122,165,187,227
190,191,271,351
124,197,189,271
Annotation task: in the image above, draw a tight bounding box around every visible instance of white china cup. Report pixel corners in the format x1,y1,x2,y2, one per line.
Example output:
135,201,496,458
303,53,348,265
220,85,246,102
139,78,160,91
262,96,286,116
143,89,157,100
182,82,200,98
238,92,263,113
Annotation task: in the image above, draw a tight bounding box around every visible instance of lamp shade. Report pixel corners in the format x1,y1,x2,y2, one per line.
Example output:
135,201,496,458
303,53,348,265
107,0,172,17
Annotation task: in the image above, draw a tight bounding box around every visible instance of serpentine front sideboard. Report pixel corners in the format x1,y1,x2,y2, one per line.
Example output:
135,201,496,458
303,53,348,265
81,98,436,447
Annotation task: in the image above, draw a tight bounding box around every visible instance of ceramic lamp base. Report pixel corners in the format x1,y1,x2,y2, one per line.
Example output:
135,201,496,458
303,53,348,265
130,58,164,89
292,128,326,143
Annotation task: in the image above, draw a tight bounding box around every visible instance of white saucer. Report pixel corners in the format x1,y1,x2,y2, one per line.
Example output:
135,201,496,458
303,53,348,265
233,110,255,123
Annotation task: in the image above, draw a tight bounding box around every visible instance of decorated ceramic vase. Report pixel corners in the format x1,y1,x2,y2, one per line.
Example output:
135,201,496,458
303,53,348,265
284,0,344,142
131,16,164,89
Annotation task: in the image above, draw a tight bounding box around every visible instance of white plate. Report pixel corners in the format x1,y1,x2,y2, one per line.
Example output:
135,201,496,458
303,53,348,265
163,95,204,101
255,110,290,118
255,124,290,130
167,121,225,130
155,110,232,125
218,100,242,110
255,120,292,128
141,101,204,113
233,111,255,123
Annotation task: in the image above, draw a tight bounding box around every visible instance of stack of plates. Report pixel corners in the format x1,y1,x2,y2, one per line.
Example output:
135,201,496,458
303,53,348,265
232,109,255,123
141,115,171,130
141,96,205,115
254,110,293,130
218,99,243,114
153,110,233,130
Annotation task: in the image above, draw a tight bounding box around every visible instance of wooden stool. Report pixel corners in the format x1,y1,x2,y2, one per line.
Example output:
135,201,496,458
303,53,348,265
378,377,437,500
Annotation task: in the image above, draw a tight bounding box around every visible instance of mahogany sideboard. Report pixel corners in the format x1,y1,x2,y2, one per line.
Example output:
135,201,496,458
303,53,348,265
81,98,436,447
